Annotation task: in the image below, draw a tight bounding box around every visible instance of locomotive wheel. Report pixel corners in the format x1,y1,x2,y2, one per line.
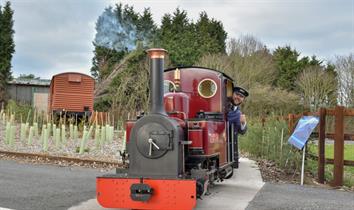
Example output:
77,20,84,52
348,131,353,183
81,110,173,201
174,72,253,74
225,169,234,179
196,178,209,198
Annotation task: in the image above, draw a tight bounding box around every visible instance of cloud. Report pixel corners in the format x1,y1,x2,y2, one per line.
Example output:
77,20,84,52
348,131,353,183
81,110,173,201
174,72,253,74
3,0,110,78
180,0,353,61
1,0,353,78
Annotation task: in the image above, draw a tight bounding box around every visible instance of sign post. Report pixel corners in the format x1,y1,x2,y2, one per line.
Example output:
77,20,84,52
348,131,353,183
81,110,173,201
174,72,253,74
288,116,319,186
300,146,306,185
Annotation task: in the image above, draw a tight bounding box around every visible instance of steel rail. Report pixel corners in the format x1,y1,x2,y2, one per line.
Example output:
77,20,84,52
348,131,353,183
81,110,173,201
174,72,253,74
0,150,122,167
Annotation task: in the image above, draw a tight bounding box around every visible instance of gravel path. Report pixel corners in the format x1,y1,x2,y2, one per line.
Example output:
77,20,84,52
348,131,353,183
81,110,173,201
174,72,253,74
246,183,354,210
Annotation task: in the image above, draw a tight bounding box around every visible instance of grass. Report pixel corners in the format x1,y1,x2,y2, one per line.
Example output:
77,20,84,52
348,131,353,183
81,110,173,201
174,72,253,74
308,143,354,160
306,159,354,187
307,142,354,187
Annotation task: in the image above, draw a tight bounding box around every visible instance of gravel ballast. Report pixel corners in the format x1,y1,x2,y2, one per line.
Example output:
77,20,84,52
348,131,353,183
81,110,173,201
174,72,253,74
0,120,125,164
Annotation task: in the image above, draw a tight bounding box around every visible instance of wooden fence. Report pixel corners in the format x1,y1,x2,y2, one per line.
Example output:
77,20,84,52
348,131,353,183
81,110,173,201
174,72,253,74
288,106,354,187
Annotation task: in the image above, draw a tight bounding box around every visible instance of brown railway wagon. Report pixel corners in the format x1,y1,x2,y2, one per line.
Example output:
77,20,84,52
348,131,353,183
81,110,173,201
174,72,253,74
48,72,95,115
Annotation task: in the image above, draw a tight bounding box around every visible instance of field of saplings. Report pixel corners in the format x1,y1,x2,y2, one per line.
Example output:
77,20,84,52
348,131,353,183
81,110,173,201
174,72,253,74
0,105,125,162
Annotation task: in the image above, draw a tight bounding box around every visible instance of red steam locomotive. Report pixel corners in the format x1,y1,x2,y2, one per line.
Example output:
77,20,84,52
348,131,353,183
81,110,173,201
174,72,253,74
96,48,239,210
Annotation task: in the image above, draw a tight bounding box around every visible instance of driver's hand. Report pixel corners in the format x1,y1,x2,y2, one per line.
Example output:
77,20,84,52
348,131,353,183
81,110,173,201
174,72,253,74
240,114,246,124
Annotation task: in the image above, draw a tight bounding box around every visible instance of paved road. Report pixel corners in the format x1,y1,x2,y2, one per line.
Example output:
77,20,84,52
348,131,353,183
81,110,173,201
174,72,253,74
247,183,354,210
0,158,264,210
2,158,353,210
0,160,109,210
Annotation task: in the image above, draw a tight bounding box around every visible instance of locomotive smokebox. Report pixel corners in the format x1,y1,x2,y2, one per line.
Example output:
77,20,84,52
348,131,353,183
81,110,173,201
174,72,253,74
147,48,167,115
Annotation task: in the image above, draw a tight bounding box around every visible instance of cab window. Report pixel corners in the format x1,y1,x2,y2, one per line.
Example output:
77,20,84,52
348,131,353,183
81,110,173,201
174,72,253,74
164,80,176,93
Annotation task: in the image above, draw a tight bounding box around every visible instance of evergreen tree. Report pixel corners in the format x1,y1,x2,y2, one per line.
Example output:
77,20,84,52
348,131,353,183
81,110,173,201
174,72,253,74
136,8,157,46
0,1,15,102
158,8,197,66
158,9,227,67
272,46,309,91
195,12,227,54
273,46,329,91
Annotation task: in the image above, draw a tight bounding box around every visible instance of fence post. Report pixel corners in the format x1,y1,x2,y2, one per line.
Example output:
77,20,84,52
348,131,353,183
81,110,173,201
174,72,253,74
333,105,344,187
318,107,326,183
261,117,265,127
288,114,294,133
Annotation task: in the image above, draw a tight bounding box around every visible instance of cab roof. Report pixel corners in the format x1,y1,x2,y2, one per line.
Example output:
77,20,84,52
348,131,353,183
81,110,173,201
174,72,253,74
164,66,234,82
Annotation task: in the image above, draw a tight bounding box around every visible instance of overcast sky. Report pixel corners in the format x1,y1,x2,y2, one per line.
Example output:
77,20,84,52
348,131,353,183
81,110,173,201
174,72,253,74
1,0,353,79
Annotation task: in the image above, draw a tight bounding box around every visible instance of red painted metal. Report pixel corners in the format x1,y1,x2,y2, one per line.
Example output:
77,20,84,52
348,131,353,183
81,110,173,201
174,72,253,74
188,120,227,166
48,72,95,113
96,177,196,210
203,121,227,165
188,129,203,149
164,68,229,167
164,92,189,120
164,68,223,119
126,120,136,143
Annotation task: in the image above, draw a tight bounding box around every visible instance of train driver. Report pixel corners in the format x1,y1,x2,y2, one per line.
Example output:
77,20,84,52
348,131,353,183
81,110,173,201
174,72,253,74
227,86,249,167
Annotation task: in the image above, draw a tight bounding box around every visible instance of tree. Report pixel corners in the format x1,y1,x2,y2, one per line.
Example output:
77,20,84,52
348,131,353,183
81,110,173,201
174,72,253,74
296,66,337,111
227,35,275,88
197,36,276,89
158,9,227,67
228,34,266,56
158,8,197,66
18,74,40,80
94,49,150,117
91,45,126,81
335,54,354,107
0,1,15,102
195,12,227,54
136,8,157,46
242,84,302,117
272,46,310,91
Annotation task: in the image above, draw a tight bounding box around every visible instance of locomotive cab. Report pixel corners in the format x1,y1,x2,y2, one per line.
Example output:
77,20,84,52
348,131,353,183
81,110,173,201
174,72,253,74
163,66,237,171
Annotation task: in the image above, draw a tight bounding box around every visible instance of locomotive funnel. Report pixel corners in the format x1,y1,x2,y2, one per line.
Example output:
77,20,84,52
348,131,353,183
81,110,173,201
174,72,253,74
147,48,167,115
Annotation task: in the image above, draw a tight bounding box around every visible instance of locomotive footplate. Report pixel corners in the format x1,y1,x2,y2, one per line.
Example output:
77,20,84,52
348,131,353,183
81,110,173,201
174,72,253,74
97,175,196,210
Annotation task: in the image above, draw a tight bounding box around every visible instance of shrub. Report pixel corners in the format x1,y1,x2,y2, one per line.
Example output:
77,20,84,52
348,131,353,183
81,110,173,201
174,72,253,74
240,116,302,173
5,100,34,123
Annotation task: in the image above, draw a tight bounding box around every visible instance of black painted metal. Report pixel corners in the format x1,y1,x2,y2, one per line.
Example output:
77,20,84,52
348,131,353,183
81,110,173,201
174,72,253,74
128,114,183,178
150,58,166,115
130,183,153,202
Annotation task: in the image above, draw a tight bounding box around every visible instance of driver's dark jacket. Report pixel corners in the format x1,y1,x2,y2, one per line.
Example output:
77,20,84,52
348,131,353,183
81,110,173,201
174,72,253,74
227,103,247,138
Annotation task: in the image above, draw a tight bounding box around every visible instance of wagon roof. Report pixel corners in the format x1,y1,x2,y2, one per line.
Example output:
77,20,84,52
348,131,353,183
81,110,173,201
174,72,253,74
51,72,94,79
164,66,234,82
50,72,95,86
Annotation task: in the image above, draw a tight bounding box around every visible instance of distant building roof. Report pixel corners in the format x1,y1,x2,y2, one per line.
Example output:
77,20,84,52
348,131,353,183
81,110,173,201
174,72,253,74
8,78,51,86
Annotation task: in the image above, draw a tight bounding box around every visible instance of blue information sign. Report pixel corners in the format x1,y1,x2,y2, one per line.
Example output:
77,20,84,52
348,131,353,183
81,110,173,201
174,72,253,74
288,116,319,150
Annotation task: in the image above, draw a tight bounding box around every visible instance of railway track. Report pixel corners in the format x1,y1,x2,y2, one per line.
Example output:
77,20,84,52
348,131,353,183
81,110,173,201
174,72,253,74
0,150,122,168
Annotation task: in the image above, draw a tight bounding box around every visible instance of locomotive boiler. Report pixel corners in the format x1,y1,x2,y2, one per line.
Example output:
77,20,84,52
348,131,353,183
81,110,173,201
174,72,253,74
96,48,239,210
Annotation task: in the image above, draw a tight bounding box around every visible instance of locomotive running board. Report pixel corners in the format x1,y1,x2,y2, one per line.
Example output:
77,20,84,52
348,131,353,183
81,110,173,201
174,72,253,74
97,176,196,210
